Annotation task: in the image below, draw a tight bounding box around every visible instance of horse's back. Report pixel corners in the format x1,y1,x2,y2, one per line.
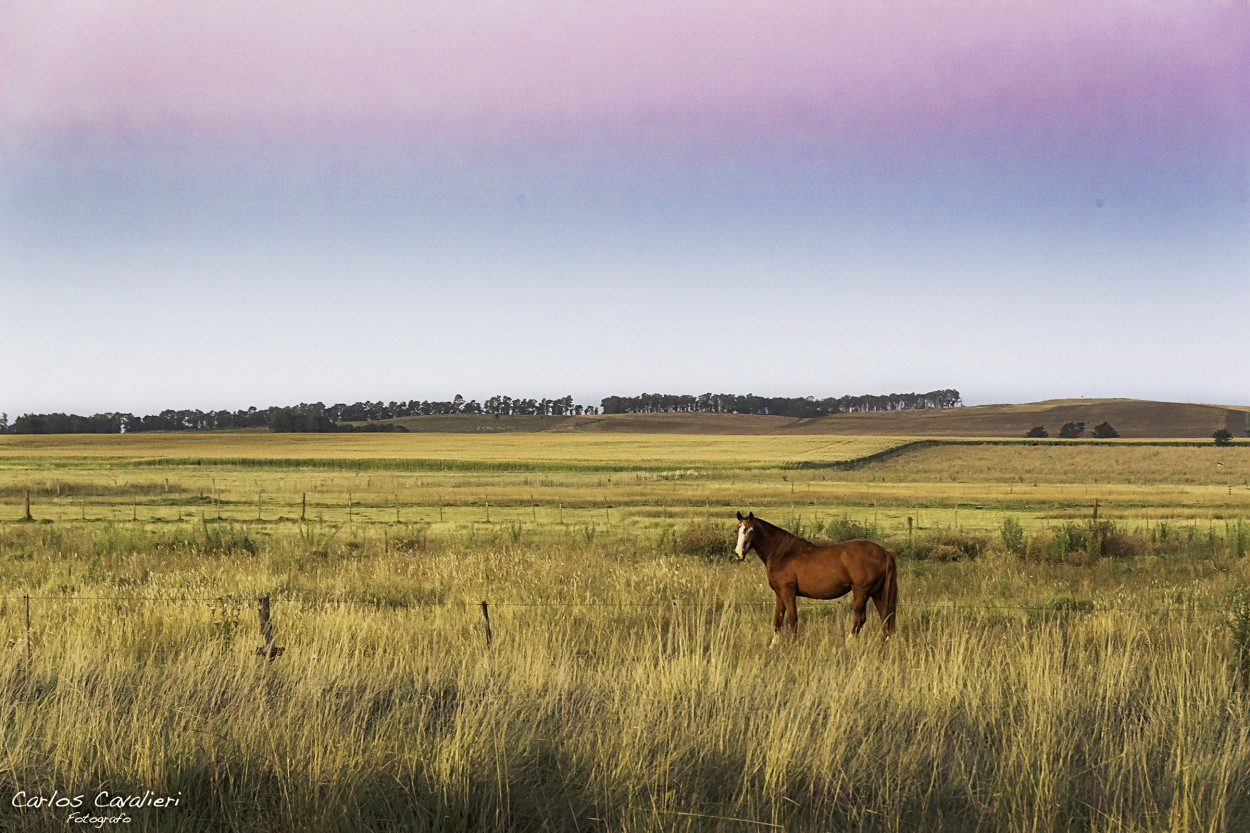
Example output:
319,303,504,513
830,539,893,585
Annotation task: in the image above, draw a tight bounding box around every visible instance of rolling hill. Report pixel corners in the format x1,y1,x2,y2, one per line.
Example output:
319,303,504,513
364,399,1248,439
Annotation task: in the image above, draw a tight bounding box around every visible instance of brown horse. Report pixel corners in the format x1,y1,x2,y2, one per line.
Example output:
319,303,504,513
735,511,897,640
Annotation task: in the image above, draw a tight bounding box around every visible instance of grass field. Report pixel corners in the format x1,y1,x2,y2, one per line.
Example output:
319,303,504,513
1,431,1249,831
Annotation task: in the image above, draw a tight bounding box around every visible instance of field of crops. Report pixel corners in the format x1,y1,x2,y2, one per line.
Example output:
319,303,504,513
1,432,1249,831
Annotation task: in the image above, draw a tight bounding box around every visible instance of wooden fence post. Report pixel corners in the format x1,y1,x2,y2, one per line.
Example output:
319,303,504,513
23,491,32,522
300,493,307,522
480,601,494,650
256,595,284,661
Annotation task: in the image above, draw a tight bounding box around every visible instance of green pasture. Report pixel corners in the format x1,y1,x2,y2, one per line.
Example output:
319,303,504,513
2,432,1247,537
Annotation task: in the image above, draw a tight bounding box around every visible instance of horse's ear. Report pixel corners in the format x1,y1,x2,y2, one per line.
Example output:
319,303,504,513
748,511,755,520
736,511,744,521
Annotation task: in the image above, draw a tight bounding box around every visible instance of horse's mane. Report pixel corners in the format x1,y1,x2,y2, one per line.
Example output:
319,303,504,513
753,516,810,547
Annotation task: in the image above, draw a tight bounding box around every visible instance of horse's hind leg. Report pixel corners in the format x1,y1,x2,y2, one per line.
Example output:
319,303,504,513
850,589,869,636
871,593,893,639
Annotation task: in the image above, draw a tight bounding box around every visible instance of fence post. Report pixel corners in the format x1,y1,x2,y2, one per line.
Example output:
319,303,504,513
301,493,306,522
23,491,32,522
480,601,494,650
256,595,284,660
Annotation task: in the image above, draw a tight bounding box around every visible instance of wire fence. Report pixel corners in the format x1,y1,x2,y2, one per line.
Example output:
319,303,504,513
6,591,1239,673
1,593,1234,613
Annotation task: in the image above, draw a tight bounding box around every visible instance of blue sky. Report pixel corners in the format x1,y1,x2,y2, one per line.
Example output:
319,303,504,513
2,0,1247,415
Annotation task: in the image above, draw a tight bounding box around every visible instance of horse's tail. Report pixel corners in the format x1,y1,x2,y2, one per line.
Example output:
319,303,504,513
883,547,899,638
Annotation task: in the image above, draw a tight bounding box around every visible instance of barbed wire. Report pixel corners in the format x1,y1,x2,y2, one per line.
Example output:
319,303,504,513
0,594,1235,614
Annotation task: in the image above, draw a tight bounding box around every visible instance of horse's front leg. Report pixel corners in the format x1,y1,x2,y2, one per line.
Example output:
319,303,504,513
783,587,799,642
771,593,785,644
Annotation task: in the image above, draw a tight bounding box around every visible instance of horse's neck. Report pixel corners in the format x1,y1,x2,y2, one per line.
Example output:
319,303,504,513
757,522,804,562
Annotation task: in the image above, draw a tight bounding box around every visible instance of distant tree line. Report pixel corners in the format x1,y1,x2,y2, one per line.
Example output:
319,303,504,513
0,388,963,434
326,395,592,422
0,394,597,435
1,408,272,435
599,389,962,417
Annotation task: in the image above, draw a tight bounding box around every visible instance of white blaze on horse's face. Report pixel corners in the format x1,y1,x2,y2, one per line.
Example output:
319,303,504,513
735,522,751,560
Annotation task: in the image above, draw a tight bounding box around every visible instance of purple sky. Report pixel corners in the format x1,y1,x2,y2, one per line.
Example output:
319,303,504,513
2,1,1248,415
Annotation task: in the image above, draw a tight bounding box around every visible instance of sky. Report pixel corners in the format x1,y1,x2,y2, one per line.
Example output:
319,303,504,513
2,0,1248,415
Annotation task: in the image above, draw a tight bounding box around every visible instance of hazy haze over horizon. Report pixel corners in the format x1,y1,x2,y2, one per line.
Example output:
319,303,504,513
3,1,1247,416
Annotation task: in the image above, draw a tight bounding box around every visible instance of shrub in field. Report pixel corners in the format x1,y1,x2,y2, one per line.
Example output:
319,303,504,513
999,516,1026,555
910,531,989,561
1232,520,1249,559
1035,520,1143,563
676,520,733,558
821,516,879,542
1025,425,1048,438
1042,523,1088,563
782,514,810,539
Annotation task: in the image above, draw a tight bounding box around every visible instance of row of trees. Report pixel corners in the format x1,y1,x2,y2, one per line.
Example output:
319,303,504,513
1,408,272,434
326,395,594,422
1026,421,1120,439
0,389,962,435
0,394,597,435
599,389,963,417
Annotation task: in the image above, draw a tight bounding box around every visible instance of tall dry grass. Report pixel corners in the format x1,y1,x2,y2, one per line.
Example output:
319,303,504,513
0,521,1248,831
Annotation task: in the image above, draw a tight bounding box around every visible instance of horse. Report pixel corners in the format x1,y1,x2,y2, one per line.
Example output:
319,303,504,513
735,511,897,641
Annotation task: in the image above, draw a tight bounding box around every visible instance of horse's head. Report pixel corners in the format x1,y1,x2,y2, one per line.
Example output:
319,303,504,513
734,511,758,560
